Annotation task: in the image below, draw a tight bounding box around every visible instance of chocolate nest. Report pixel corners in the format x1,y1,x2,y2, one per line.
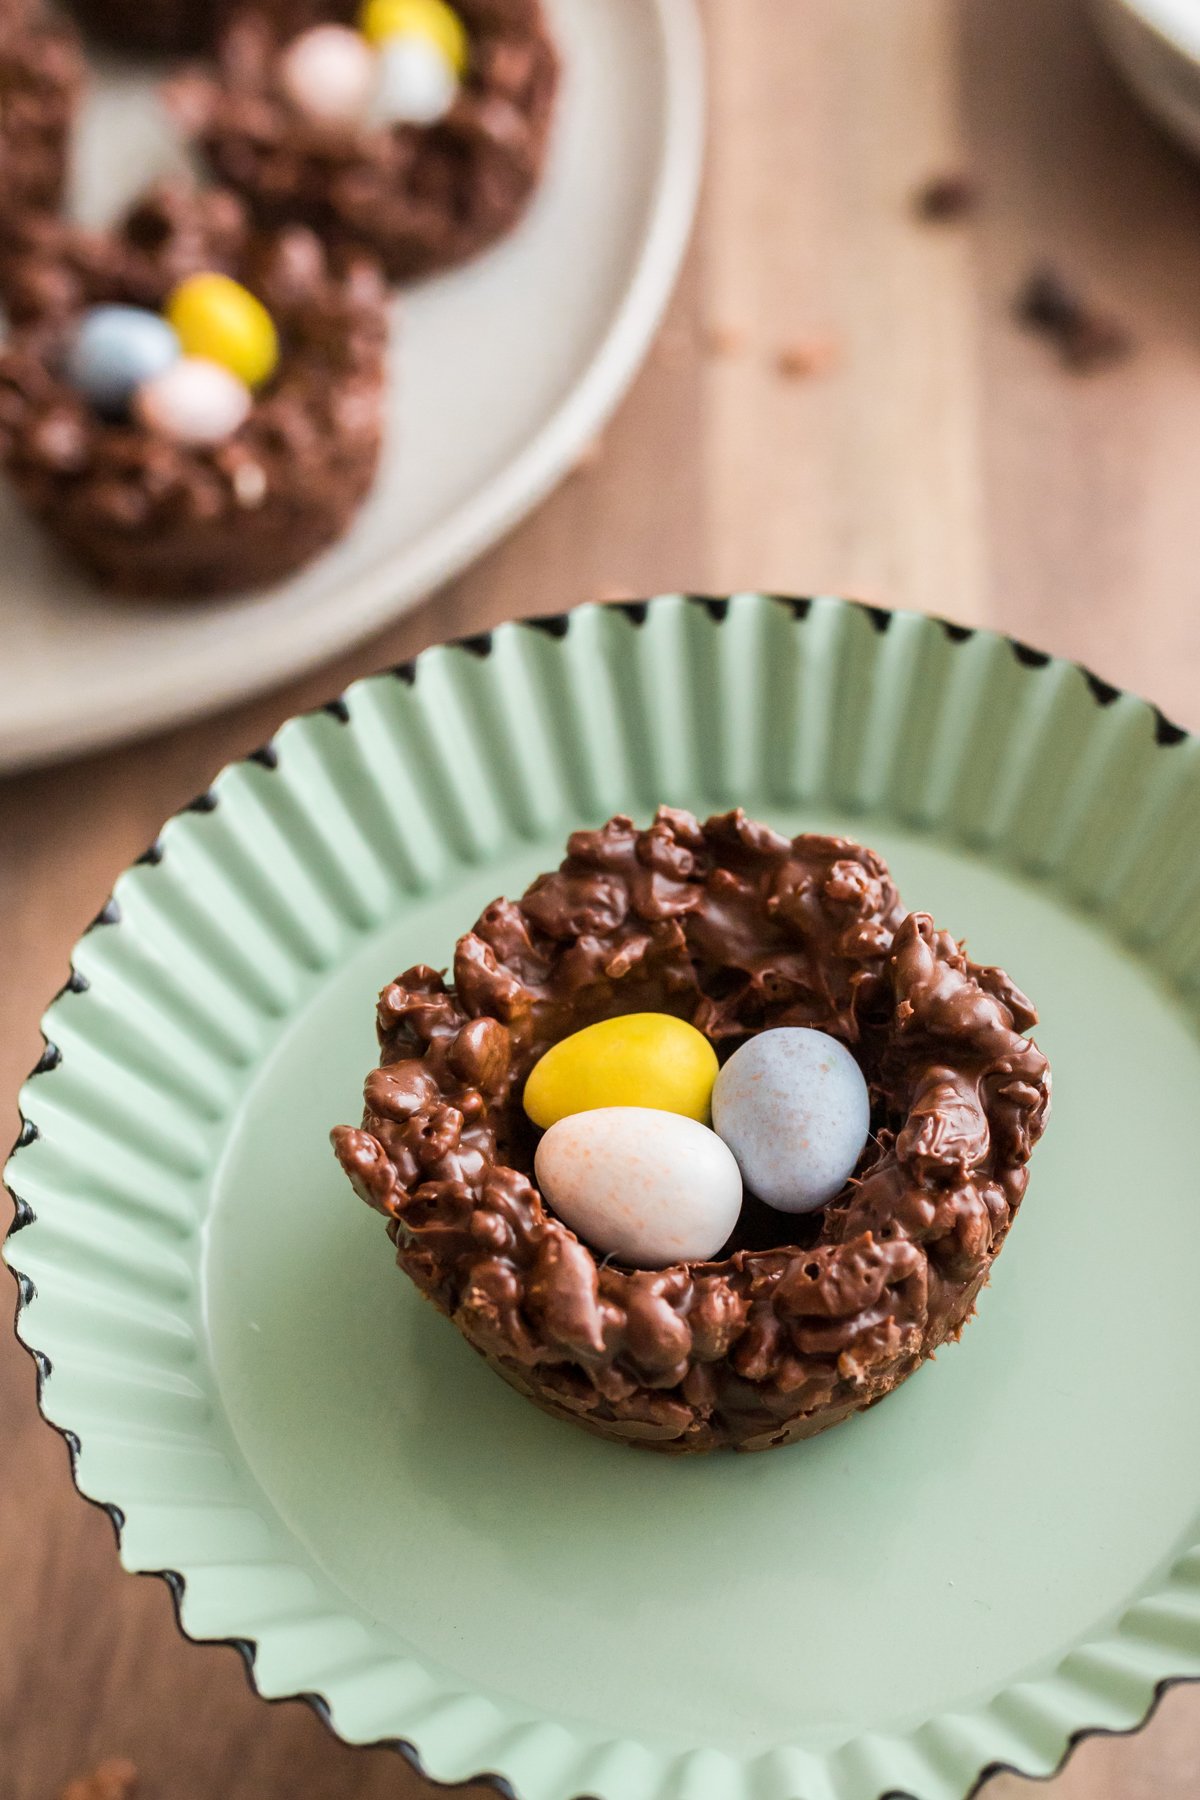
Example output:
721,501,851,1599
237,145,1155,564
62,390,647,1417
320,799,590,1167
168,0,559,283
0,0,83,222
333,809,1051,1454
0,183,388,595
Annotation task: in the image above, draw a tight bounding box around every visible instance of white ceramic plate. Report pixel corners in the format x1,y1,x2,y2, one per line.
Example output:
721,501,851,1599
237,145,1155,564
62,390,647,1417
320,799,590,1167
0,0,704,770
1093,0,1200,156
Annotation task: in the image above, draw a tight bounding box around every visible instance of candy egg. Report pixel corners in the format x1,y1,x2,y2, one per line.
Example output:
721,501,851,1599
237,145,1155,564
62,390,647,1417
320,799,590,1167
359,0,468,72
372,31,458,125
524,1013,718,1130
165,273,279,389
62,305,180,417
535,1108,743,1268
133,356,252,445
712,1028,871,1214
279,24,377,124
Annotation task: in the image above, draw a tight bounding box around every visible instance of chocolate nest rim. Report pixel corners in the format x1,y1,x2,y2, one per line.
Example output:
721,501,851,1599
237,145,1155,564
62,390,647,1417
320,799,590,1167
333,807,1052,1454
64,0,217,55
64,0,339,57
0,182,388,596
169,0,560,284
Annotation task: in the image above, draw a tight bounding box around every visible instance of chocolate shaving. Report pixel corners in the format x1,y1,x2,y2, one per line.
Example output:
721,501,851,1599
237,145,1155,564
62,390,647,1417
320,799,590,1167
60,1760,137,1800
1016,265,1134,373
912,172,977,222
775,336,840,381
704,323,747,359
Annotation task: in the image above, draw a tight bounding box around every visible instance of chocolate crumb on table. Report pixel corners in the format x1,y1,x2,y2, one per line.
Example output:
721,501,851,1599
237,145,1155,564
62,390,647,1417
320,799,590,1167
703,322,747,358
912,171,977,222
775,335,840,381
1016,265,1134,373
60,1759,138,1800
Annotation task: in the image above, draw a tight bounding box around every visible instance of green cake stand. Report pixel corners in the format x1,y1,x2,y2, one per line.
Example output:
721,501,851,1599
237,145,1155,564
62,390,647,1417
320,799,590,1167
8,595,1200,1800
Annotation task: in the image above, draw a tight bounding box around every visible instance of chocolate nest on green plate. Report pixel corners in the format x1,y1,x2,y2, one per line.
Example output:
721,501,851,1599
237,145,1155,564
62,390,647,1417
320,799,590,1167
333,808,1051,1453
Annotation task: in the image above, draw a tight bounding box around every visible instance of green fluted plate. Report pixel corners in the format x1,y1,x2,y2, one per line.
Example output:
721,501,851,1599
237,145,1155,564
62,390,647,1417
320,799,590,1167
7,594,1200,1800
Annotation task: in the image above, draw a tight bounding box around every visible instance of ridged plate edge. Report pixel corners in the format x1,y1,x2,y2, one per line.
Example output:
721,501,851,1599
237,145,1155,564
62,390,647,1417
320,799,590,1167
6,594,1200,1800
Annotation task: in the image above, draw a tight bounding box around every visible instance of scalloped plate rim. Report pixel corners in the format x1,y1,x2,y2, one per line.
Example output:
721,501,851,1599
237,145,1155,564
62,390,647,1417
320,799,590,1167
5,592,1200,1800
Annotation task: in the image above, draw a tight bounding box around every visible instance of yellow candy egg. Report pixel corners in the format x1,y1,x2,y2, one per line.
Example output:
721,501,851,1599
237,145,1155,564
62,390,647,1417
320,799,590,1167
358,0,468,73
165,274,279,391
524,1013,719,1131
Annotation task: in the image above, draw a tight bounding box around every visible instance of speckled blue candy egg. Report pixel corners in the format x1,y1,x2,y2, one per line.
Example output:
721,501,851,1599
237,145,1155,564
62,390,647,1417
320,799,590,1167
711,1027,871,1214
63,305,181,417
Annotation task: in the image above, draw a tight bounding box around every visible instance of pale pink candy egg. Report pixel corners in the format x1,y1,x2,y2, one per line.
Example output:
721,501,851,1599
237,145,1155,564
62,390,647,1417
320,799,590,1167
534,1107,744,1269
279,24,377,124
133,356,252,446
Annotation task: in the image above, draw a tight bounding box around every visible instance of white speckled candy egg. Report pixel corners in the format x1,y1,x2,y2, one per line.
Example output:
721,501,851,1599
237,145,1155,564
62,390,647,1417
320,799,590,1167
712,1028,870,1214
372,32,458,126
63,305,180,417
279,25,377,124
534,1107,743,1269
133,356,252,445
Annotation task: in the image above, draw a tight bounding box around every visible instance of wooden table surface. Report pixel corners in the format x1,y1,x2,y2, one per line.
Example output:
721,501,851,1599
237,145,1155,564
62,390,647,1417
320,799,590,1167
5,0,1200,1794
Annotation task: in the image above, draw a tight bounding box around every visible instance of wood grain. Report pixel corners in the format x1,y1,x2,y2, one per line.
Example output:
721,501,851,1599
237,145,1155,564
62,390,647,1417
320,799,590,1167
5,0,1200,1793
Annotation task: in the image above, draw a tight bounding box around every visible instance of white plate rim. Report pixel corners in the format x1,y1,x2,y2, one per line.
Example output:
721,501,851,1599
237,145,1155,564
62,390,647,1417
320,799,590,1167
1096,0,1200,70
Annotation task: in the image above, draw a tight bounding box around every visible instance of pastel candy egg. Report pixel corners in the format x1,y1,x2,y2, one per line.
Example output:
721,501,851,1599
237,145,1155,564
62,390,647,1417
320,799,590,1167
711,1028,870,1214
63,305,180,417
165,272,278,389
279,24,377,123
359,0,468,72
524,1013,718,1130
372,32,458,125
535,1107,743,1268
132,357,252,445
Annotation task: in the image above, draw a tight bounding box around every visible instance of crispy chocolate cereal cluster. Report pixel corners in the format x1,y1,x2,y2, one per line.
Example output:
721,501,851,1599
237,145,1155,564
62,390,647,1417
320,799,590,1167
334,809,1051,1454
